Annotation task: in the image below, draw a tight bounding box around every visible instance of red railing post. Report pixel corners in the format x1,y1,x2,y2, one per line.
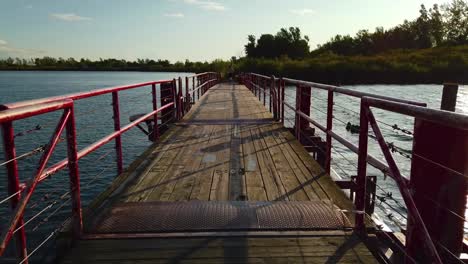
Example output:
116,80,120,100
406,83,466,262
270,76,274,116
192,77,195,103
160,81,174,134
363,102,442,263
325,90,334,174
0,107,72,257
65,107,83,239
254,76,257,96
178,77,183,118
173,79,180,120
111,92,123,175
258,77,262,101
355,100,369,231
294,85,301,139
151,84,159,141
185,77,190,112
295,84,312,144
197,76,200,100
281,78,285,125
1,122,28,262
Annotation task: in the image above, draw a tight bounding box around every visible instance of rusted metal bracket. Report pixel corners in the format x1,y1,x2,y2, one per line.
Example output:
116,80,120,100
335,176,377,215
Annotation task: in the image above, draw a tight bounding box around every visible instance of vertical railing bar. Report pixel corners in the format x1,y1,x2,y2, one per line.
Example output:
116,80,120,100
172,79,178,121
111,91,123,175
151,83,159,141
355,100,369,230
65,106,83,239
178,77,183,118
0,109,71,255
295,85,301,140
365,105,443,263
192,77,195,104
325,90,334,174
185,77,189,112
270,76,274,117
281,78,285,125
259,77,262,101
1,122,28,262
197,76,200,101
254,76,257,97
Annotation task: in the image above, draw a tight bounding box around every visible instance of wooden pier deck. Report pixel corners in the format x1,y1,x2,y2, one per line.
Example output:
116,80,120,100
59,83,378,263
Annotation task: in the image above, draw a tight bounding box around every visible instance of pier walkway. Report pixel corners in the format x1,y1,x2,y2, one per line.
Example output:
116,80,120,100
59,83,378,263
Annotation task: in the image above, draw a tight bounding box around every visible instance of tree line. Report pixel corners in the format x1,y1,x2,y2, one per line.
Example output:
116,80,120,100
245,0,467,58
0,57,230,73
1,0,467,84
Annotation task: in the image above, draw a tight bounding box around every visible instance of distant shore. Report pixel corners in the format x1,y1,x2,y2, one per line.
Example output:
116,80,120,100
1,45,467,85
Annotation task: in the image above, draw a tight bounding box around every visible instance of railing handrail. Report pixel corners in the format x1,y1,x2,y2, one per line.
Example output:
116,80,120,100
364,96,468,129
240,72,464,263
283,101,399,182
282,77,427,106
0,72,220,263
0,100,73,123
36,102,175,183
0,80,173,110
186,72,217,78
249,72,270,79
187,78,218,94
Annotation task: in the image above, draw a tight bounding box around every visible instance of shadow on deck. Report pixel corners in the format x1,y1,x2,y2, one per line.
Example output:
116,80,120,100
59,83,378,264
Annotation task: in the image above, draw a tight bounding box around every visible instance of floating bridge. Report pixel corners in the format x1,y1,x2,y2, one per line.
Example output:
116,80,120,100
0,73,467,263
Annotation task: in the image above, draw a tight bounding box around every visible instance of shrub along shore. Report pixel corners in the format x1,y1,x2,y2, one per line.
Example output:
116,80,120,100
1,45,467,85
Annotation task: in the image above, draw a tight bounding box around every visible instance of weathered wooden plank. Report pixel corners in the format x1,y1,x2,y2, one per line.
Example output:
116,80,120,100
240,125,267,201
209,125,231,201
280,128,357,222
121,126,190,202
59,83,378,264
73,235,371,249
250,127,284,200
257,124,309,201
271,124,326,200
169,125,214,201
188,125,219,200
146,126,206,201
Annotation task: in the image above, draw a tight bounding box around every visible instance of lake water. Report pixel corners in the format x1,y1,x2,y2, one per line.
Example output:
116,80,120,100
0,71,466,262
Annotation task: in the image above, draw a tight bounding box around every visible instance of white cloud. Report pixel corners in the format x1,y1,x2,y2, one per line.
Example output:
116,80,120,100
0,38,44,56
289,9,315,16
25,5,33,9
0,46,45,56
183,0,226,11
50,13,92,22
164,13,185,18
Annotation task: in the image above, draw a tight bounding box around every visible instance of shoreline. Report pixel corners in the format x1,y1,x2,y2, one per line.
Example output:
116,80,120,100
0,69,463,85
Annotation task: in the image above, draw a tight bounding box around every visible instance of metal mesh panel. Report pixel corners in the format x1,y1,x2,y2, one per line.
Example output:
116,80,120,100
92,201,351,234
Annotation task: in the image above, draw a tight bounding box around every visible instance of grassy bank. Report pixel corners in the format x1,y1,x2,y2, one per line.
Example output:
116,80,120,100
236,45,468,85
1,45,467,85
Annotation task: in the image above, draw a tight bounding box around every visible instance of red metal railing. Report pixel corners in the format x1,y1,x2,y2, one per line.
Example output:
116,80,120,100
185,72,220,109
240,72,468,263
0,72,220,263
0,100,78,261
357,97,468,263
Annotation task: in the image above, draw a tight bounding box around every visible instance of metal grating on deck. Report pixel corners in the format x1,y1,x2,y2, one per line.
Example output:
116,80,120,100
92,201,351,234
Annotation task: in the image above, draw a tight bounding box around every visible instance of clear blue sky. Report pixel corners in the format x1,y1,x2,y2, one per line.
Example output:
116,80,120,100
0,0,446,62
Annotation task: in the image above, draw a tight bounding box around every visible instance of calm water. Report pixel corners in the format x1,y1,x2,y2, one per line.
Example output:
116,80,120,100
0,71,466,262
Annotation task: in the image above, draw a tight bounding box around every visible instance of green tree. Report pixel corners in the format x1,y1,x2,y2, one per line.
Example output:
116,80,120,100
443,0,468,44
